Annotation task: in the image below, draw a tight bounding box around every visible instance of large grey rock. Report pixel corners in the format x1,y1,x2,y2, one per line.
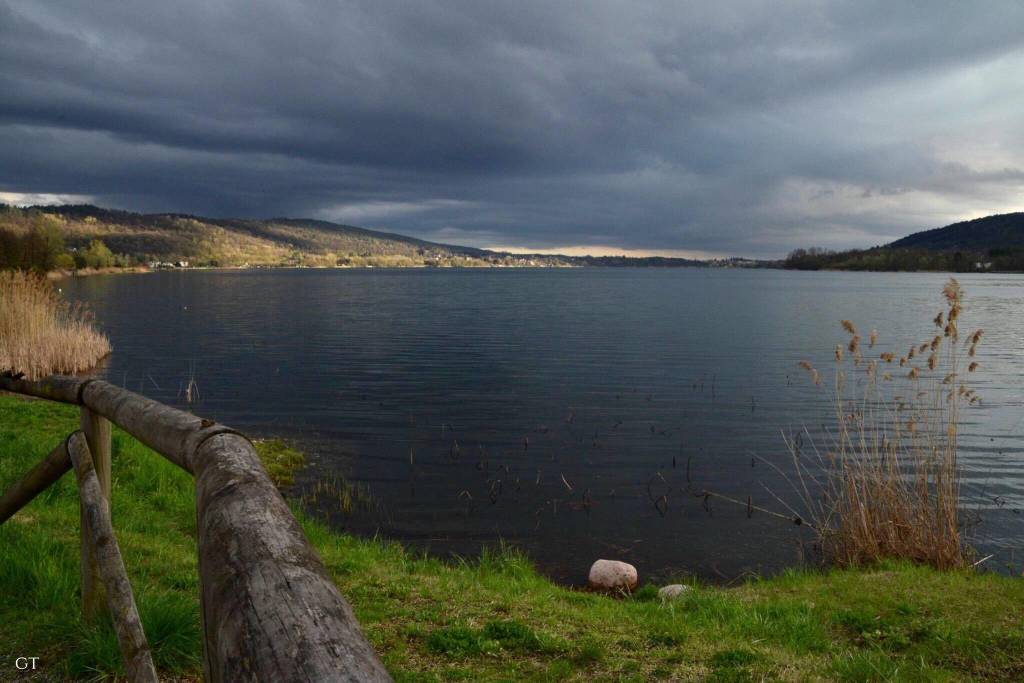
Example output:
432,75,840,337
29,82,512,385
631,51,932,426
657,584,691,601
588,559,638,592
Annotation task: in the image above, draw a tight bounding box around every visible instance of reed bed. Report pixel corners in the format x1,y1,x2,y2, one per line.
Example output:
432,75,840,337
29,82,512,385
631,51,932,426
0,271,111,380
791,278,979,569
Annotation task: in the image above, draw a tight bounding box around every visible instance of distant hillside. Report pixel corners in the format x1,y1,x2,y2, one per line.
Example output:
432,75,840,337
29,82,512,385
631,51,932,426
889,212,1024,251
0,204,714,271
20,204,491,264
0,204,541,269
784,211,1024,272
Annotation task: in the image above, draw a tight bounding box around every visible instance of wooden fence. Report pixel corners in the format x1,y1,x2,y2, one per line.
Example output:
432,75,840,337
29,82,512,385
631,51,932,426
0,373,392,682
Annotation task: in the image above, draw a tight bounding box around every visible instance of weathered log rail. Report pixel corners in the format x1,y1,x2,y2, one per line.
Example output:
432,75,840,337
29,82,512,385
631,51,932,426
0,374,392,682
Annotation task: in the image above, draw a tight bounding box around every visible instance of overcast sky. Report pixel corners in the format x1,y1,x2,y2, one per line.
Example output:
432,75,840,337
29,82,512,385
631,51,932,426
2,1,1023,257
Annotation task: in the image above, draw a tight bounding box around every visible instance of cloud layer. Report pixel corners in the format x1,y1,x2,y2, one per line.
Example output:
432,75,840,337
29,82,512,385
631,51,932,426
3,1,1023,256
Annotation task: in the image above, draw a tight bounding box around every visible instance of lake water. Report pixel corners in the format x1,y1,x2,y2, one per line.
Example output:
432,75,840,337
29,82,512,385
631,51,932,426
62,268,1024,582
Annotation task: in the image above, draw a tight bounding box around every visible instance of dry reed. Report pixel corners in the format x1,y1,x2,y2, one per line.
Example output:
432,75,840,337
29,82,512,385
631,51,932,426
790,278,978,569
0,271,111,380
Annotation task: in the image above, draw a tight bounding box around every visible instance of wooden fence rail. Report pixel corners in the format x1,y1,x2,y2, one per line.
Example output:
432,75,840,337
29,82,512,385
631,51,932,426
0,373,392,682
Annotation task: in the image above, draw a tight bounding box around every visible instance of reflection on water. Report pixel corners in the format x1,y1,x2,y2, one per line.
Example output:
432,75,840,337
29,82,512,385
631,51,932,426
65,268,1024,582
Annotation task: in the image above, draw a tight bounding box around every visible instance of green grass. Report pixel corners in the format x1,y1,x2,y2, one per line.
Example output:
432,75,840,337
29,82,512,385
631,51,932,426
251,437,305,488
1,395,1022,681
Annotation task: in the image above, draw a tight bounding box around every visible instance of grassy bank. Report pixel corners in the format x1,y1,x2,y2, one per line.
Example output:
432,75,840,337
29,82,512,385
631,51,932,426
1,395,1022,681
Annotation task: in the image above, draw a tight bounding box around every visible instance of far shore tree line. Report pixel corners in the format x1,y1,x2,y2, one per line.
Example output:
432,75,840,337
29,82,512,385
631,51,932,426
0,211,132,273
783,246,1024,272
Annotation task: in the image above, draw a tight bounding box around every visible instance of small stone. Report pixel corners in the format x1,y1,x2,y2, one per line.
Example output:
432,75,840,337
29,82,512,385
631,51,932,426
588,559,638,592
657,584,691,601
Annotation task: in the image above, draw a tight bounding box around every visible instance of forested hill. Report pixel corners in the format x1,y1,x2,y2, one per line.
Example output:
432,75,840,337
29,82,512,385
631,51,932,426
784,211,1024,272
889,212,1024,251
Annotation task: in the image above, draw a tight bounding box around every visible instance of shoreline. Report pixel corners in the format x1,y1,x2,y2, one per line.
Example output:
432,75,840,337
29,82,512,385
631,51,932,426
42,263,1024,280
1,393,1022,680
45,263,589,279
46,265,151,280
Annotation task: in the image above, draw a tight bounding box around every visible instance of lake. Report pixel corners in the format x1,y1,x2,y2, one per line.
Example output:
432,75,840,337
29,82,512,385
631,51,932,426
62,268,1024,582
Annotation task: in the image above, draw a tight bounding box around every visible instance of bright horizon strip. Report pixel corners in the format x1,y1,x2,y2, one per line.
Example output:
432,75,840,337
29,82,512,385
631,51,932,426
484,244,731,260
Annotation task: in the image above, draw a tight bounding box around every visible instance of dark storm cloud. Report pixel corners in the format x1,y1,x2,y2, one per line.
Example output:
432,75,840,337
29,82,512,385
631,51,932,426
2,1,1024,256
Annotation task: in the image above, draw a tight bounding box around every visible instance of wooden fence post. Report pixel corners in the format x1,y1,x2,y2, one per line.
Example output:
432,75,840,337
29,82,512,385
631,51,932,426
80,406,112,619
68,432,158,682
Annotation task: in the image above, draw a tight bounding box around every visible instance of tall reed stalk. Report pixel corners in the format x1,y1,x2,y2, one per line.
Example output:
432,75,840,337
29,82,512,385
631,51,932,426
791,279,979,569
0,271,111,380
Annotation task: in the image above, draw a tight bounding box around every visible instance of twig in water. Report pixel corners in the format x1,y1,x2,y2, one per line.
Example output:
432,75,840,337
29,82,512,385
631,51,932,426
183,365,200,406
654,495,668,517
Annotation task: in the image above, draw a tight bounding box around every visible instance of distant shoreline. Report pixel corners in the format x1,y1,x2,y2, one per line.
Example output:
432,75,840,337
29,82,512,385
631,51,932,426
47,263,1024,279
45,261,766,279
